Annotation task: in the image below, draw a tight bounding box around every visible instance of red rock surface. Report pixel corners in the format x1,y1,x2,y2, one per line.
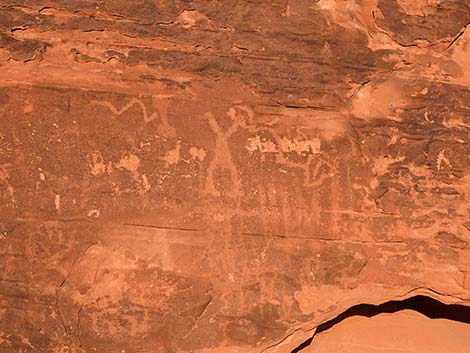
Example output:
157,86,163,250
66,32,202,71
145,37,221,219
1,1,470,352
306,310,470,353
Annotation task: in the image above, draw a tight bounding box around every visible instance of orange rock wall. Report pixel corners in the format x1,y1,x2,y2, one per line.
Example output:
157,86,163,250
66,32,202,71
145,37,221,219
1,1,470,352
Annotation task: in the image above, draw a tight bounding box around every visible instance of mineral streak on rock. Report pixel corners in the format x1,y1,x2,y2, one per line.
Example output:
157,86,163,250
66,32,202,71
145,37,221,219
1,1,470,352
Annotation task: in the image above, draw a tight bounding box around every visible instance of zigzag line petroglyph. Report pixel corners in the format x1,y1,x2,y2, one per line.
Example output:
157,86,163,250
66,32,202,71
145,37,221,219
90,97,176,138
90,98,159,123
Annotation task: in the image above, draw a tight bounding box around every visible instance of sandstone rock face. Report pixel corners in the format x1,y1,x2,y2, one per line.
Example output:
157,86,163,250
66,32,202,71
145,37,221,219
305,310,470,353
1,1,470,352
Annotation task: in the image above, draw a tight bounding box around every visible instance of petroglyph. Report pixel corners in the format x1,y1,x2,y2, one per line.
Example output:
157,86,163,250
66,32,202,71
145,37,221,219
5,2,470,353
54,194,61,213
204,111,242,198
116,154,140,175
89,97,175,137
0,165,15,206
245,133,334,189
246,136,321,155
246,134,331,188
189,146,207,161
115,153,151,194
233,105,339,189
373,155,406,176
89,152,107,176
90,98,159,123
437,150,452,171
161,141,181,166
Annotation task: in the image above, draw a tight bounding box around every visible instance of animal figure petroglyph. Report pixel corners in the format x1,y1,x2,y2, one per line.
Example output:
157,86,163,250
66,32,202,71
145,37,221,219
239,105,338,189
204,105,337,197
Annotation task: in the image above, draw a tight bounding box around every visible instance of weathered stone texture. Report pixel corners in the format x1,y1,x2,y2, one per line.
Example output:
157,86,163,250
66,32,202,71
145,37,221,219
1,1,470,352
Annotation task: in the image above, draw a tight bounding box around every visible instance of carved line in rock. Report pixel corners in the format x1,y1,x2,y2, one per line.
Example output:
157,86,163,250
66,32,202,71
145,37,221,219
89,98,175,136
204,111,242,198
237,105,339,189
90,98,160,122
201,104,333,199
291,295,470,353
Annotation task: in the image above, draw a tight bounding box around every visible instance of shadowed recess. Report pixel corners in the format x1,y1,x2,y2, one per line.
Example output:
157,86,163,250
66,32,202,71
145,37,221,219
291,295,470,353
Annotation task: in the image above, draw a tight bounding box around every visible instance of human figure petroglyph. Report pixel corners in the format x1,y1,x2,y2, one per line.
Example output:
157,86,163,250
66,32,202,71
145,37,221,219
204,111,242,198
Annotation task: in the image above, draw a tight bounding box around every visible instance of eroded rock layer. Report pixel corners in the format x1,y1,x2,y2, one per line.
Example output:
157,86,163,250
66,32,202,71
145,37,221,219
1,1,470,352
305,310,470,353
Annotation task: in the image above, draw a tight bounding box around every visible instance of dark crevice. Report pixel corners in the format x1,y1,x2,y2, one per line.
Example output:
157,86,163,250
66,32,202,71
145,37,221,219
291,295,470,353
